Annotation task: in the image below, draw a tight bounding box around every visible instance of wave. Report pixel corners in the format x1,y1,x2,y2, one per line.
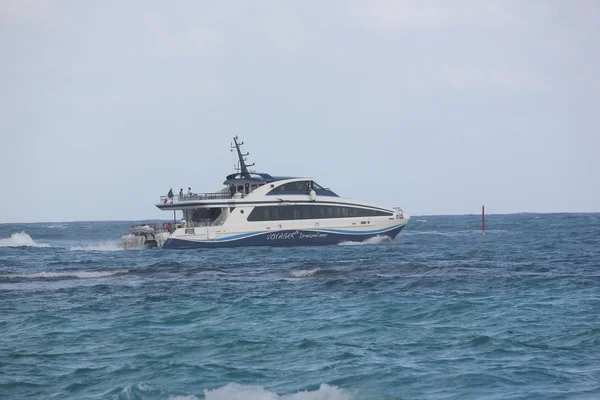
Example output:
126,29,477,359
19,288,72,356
290,268,321,277
169,396,198,400
2,270,128,280
338,235,392,246
0,232,50,247
70,242,124,252
201,383,351,400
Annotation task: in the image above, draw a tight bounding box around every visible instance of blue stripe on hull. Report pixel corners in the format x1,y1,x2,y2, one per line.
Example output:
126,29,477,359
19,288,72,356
163,225,406,249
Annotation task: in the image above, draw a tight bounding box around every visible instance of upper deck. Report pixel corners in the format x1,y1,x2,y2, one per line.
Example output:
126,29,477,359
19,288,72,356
159,191,232,206
156,137,337,210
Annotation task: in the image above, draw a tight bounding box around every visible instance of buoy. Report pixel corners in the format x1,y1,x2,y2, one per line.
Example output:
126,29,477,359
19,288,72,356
482,205,485,236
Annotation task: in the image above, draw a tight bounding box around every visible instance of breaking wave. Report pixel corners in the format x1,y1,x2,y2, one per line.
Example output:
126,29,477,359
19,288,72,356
202,383,351,400
0,232,50,248
2,270,128,280
338,235,392,246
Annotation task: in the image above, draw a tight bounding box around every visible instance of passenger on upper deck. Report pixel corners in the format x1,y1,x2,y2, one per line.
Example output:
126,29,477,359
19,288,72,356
179,188,183,199
188,187,192,198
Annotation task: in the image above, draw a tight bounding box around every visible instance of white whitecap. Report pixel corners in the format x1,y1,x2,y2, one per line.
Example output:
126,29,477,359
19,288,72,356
204,383,351,400
290,268,321,277
0,232,50,248
70,242,124,251
169,396,199,400
4,270,128,279
42,224,66,229
338,235,392,246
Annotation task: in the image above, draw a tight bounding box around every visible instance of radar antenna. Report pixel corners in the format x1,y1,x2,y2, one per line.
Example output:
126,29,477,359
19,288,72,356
230,136,254,177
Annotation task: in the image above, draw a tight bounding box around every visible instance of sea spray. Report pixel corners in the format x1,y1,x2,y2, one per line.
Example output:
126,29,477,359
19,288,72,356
0,232,50,247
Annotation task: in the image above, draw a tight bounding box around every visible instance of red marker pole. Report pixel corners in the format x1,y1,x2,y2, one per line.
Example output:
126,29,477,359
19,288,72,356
482,205,485,236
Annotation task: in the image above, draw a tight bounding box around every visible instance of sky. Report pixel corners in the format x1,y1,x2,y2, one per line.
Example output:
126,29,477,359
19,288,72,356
1,0,599,223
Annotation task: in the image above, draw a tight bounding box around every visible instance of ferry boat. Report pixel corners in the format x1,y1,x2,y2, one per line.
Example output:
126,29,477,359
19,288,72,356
133,137,409,249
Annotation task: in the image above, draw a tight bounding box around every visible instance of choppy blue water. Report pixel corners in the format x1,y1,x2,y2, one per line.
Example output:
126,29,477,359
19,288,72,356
1,214,599,400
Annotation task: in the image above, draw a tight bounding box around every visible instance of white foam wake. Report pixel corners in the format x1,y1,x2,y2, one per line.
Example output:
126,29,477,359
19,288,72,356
156,232,170,248
199,383,351,400
338,235,392,246
290,268,321,277
121,234,147,250
120,232,169,249
70,242,124,251
0,232,50,247
3,270,128,279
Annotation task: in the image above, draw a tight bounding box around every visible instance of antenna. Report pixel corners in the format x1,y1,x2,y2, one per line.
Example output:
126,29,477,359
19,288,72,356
231,136,255,177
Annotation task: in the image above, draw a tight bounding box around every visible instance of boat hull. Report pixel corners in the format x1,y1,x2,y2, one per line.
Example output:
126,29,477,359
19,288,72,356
162,223,406,249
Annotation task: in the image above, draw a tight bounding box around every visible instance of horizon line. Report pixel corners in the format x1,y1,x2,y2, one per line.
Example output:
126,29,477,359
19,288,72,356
1,211,599,225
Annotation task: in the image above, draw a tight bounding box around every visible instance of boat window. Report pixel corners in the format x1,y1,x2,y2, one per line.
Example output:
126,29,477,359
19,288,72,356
271,207,280,220
266,181,311,195
301,207,310,219
191,208,222,223
333,207,341,218
325,206,333,218
279,206,293,220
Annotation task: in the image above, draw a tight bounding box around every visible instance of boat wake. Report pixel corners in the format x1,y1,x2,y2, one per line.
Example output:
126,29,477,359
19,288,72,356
338,235,392,246
200,383,351,400
0,232,50,248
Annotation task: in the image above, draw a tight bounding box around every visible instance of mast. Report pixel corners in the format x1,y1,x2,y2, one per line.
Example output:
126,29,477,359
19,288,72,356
231,136,254,178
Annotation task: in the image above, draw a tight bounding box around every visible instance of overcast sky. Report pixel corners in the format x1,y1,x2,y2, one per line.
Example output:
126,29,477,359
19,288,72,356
1,1,598,223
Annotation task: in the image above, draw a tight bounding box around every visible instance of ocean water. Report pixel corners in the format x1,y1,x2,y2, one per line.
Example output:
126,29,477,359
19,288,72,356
1,214,599,400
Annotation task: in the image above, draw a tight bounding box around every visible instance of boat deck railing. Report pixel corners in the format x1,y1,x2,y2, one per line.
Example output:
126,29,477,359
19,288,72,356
160,192,232,204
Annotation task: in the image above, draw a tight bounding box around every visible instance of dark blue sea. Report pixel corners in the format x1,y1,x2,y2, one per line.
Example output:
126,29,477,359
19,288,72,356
1,214,599,400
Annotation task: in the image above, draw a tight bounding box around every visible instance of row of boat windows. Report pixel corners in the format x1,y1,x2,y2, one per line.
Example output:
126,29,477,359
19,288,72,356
247,205,392,222
232,181,323,195
266,181,324,195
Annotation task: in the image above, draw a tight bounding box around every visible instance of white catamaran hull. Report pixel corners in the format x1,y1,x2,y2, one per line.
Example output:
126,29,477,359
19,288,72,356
162,215,409,249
